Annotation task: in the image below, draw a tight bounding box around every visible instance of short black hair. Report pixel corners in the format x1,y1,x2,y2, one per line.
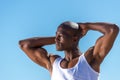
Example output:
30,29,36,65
58,21,82,37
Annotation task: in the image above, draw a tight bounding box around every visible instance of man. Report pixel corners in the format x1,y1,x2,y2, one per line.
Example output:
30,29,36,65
19,21,119,80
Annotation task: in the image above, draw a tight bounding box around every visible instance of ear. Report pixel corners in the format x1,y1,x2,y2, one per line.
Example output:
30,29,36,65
73,36,79,42
79,23,88,37
81,29,88,37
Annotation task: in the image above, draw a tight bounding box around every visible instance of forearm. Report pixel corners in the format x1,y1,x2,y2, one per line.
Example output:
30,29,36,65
80,22,119,34
19,36,55,48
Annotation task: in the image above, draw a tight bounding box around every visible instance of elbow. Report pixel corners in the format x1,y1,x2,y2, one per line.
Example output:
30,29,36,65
112,24,119,32
112,24,119,34
19,40,24,49
108,24,119,35
19,40,31,49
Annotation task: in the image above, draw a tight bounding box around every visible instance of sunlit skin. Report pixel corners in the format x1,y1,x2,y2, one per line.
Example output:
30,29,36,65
19,22,119,76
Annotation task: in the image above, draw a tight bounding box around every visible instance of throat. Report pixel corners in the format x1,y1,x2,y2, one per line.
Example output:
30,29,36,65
64,49,81,61
61,48,81,69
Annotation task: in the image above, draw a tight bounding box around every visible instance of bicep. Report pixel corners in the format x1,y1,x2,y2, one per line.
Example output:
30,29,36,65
93,32,118,60
20,45,51,70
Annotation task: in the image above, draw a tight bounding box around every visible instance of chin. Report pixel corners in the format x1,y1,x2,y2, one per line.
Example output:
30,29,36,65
56,47,63,51
57,49,63,51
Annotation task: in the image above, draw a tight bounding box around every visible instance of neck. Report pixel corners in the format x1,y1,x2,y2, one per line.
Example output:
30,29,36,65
64,48,82,61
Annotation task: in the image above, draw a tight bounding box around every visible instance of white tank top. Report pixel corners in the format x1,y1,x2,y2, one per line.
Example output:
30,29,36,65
51,54,99,80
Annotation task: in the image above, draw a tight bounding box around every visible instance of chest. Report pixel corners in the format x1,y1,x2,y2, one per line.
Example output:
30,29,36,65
60,57,79,69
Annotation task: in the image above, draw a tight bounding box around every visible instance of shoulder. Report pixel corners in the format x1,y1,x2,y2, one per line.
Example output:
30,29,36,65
84,46,95,63
49,54,61,65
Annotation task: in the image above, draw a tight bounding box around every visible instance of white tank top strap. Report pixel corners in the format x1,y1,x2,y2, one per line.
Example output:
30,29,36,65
52,57,62,67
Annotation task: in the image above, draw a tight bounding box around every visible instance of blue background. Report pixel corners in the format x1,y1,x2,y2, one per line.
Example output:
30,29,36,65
0,0,120,80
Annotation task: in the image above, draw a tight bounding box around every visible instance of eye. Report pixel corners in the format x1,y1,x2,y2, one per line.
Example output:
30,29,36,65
58,34,62,39
56,34,64,41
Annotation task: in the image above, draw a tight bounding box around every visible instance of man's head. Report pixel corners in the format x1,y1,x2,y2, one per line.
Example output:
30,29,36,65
55,21,82,51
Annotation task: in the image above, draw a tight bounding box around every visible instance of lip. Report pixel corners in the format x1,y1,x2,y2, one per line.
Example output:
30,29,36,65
56,42,61,47
55,41,60,45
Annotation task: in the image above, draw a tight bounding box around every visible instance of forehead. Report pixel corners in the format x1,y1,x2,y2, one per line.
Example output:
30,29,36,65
56,27,71,36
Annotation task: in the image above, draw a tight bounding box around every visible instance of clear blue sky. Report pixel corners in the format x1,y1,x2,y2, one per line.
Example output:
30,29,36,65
0,0,120,80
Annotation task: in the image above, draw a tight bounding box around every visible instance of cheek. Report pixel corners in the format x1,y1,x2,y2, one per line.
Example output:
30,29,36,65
59,37,66,44
61,36,72,44
60,37,64,42
62,39,71,46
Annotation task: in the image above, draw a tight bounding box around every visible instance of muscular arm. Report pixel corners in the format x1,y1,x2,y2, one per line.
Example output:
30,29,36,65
79,22,119,63
19,37,56,72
